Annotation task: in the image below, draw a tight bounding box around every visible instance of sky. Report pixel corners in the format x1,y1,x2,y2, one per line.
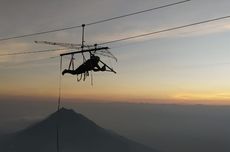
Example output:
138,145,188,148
1,0,230,105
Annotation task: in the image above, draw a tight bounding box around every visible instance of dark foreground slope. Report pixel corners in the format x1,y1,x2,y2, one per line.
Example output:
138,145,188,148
0,108,158,152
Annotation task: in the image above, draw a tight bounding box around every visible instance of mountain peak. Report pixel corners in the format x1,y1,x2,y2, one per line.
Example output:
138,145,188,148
46,107,98,129
57,107,76,115
49,107,82,120
59,107,73,111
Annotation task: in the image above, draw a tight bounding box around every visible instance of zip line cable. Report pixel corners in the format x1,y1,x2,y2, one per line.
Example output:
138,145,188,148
1,14,230,58
0,0,190,42
85,0,190,26
0,26,81,42
99,15,230,45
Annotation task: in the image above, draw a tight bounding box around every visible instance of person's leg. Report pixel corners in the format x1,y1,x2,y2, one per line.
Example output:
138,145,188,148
62,69,78,75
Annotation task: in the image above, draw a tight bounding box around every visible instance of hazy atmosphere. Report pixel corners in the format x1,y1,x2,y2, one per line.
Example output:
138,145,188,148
0,98,230,152
1,0,230,152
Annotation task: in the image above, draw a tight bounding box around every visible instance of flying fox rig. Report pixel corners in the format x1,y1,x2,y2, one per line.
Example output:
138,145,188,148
35,24,117,83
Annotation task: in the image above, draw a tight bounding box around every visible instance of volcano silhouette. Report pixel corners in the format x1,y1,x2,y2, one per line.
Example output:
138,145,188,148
0,108,159,152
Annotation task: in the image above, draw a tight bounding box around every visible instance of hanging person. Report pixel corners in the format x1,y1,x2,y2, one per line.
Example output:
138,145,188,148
62,55,106,75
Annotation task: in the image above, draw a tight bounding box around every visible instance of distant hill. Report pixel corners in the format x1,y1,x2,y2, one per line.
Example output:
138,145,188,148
0,108,159,152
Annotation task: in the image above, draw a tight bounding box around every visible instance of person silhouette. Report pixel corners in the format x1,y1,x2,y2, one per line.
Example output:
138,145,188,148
62,55,106,75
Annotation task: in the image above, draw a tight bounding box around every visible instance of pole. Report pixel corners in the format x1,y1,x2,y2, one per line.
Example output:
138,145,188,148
57,56,62,152
81,24,86,61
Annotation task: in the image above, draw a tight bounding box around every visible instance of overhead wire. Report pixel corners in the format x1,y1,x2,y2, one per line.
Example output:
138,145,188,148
85,0,190,26
0,26,81,42
0,0,190,42
99,15,230,45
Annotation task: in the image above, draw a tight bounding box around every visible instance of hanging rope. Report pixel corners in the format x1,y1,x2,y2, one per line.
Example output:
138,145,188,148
77,74,82,81
90,71,93,86
83,71,89,81
56,56,62,152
